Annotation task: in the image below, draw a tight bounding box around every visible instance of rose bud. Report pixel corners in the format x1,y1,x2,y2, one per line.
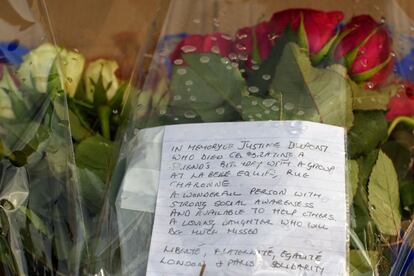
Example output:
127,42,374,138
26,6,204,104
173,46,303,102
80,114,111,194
333,15,394,88
269,9,344,63
386,82,414,121
170,33,233,64
233,21,273,66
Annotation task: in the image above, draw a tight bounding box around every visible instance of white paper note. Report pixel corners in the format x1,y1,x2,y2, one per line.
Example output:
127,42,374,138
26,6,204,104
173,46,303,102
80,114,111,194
146,121,347,276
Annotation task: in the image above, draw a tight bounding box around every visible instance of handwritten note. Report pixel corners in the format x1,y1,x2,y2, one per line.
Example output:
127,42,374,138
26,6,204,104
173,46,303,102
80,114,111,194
146,121,347,276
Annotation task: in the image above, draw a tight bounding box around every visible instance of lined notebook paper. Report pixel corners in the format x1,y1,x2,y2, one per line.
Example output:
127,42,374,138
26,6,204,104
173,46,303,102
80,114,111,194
146,121,347,276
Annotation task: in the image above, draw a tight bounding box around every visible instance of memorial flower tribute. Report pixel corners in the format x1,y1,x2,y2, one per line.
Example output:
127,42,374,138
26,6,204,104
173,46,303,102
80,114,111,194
129,7,414,276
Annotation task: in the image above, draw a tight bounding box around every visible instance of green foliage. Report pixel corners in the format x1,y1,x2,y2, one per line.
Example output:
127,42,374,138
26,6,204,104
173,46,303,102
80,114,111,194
368,151,401,236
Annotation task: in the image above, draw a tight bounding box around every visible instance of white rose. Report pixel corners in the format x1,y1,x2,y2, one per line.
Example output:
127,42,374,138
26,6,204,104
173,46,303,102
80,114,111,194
17,43,85,97
84,59,119,103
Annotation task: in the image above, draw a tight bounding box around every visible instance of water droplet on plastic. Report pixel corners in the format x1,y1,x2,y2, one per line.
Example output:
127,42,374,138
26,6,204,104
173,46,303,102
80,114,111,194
174,117,179,121
284,102,294,110
262,99,277,107
190,96,197,102
173,95,182,101
181,45,197,53
228,52,237,60
271,106,280,112
236,43,246,50
360,59,368,68
251,100,258,106
213,18,220,27
159,109,167,115
248,86,260,93
268,33,279,41
221,57,230,64
238,53,248,61
367,82,375,89
236,33,248,40
255,113,262,118
184,111,197,119
264,110,270,114
174,59,184,65
211,45,220,54
112,109,118,114
252,65,260,71
200,56,210,63
239,68,246,73
262,74,271,80
297,110,305,116
216,107,225,115
226,65,232,70
380,16,386,24
185,80,193,86
177,68,187,75
221,34,232,41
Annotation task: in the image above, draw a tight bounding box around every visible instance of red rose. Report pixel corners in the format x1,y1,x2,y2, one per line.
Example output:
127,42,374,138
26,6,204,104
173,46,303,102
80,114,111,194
269,9,344,62
333,15,394,88
234,21,273,66
170,33,233,64
386,82,414,121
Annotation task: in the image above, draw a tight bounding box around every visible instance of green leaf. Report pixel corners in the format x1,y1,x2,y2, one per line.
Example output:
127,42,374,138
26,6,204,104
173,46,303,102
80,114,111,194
68,108,93,142
348,111,388,158
271,43,353,128
349,249,378,276
47,62,64,100
19,206,49,236
358,150,379,189
381,141,411,181
368,151,401,236
168,53,243,122
109,82,128,111
77,168,106,213
351,81,398,111
75,135,114,182
400,180,414,209
241,91,281,121
348,160,359,199
243,29,293,97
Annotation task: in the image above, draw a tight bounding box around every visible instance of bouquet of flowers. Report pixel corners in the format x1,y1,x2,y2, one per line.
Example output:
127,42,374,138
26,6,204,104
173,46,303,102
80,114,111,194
108,4,414,276
0,40,129,274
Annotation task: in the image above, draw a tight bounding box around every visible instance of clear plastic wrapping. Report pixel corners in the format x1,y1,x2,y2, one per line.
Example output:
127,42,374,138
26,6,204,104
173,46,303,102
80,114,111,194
103,0,414,275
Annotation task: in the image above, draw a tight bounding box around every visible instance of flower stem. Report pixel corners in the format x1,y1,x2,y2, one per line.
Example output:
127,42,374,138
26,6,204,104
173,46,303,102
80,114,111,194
98,106,111,140
388,116,414,136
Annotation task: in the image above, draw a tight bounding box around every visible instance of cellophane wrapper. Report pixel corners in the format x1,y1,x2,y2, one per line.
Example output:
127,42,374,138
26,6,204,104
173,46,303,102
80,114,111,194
0,1,87,275
95,0,414,275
